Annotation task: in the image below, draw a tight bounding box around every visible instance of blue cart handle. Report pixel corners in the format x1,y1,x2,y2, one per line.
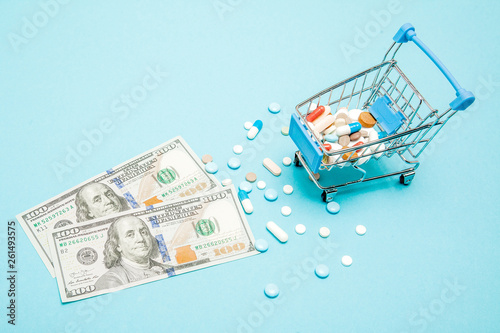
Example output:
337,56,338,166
393,23,475,111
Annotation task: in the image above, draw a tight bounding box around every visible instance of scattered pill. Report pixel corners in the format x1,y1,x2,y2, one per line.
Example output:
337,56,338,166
233,145,243,154
348,109,363,121
205,162,218,174
268,102,281,114
264,189,278,201
356,225,367,236
350,132,361,141
336,122,362,136
282,157,292,166
309,172,320,181
283,185,293,195
338,135,350,146
245,172,257,183
323,143,332,151
263,158,282,176
281,206,292,216
319,227,330,238
341,255,353,267
281,126,289,136
306,106,325,122
360,129,370,138
228,157,241,170
257,181,266,190
202,154,213,164
221,178,232,187
247,120,263,140
264,283,280,298
239,181,252,193
255,239,269,252
358,112,377,128
266,221,288,243
295,224,306,235
326,201,340,214
244,121,253,130
238,189,253,214
315,264,330,278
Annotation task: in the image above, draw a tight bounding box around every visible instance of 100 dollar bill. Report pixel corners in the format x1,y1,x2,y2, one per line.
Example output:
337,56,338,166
48,186,257,302
17,136,221,277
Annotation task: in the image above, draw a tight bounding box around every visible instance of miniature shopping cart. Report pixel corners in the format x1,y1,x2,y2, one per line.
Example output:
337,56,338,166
289,23,475,202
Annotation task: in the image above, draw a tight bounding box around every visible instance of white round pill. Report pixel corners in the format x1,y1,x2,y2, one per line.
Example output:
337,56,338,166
281,206,292,217
355,225,366,236
257,181,266,190
341,255,352,267
283,185,293,195
233,145,243,154
319,227,330,238
282,157,292,166
221,178,232,187
295,224,306,235
244,121,253,130
268,102,281,114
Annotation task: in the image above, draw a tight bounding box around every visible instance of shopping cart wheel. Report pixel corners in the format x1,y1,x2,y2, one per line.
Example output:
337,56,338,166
399,171,415,185
322,189,337,202
294,152,302,167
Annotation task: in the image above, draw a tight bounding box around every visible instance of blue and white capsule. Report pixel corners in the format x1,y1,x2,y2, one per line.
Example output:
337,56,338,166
336,122,362,136
238,189,254,214
247,120,263,140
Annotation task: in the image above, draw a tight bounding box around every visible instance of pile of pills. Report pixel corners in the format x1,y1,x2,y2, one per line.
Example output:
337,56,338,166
305,104,388,165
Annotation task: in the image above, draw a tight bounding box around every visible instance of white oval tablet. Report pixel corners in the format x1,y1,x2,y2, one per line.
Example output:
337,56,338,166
244,121,253,130
257,181,266,190
341,255,353,267
295,224,306,235
319,227,330,238
355,225,366,236
281,206,291,216
221,178,232,187
263,158,281,176
266,221,288,243
283,185,293,195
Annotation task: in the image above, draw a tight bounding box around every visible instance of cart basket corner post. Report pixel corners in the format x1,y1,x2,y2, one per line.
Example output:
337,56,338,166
289,23,475,202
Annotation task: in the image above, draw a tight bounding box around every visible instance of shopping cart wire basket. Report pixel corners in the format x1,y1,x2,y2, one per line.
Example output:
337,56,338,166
289,23,475,202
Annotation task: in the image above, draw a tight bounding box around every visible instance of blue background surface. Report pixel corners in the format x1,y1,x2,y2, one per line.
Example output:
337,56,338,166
1,1,499,332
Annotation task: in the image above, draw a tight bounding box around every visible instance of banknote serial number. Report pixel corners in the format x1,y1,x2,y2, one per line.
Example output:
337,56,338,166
194,236,236,250
58,234,104,249
33,205,74,228
161,177,198,198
